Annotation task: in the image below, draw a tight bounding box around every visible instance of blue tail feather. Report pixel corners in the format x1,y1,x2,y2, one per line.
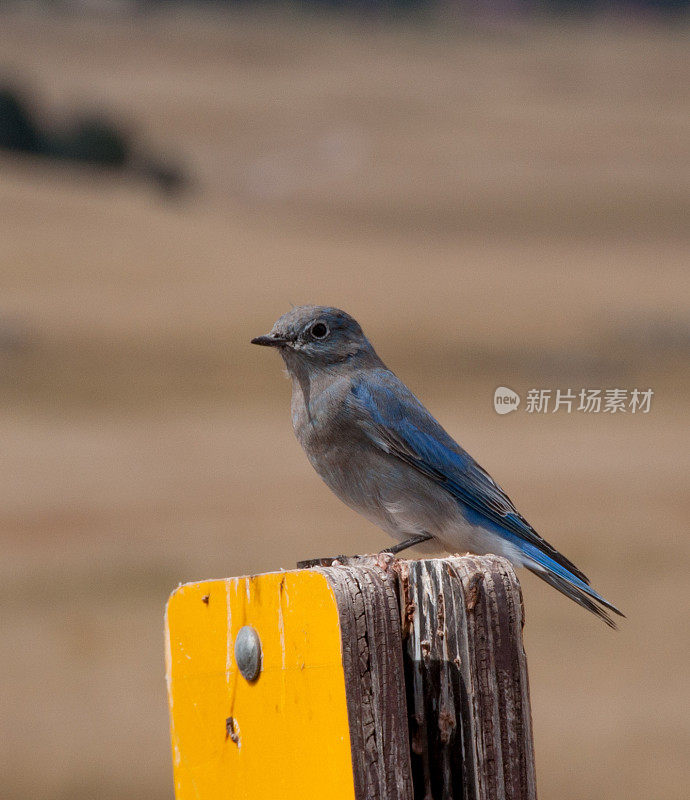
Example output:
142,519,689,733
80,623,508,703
512,537,624,628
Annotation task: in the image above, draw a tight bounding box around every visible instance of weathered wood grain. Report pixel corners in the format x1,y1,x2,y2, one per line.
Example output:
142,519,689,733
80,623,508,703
300,554,536,800
394,556,537,800
316,557,414,800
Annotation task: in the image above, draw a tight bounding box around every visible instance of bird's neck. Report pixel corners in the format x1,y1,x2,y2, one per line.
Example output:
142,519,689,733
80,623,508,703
285,350,385,426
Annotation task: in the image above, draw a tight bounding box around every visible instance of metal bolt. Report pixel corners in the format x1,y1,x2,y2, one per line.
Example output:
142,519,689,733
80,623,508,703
234,626,262,682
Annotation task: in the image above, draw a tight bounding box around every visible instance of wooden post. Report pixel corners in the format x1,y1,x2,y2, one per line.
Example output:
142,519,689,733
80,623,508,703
165,555,536,800
311,558,414,800
395,556,536,800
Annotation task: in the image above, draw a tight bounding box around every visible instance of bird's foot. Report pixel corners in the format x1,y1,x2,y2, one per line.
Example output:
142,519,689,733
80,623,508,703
296,555,348,569
382,532,433,555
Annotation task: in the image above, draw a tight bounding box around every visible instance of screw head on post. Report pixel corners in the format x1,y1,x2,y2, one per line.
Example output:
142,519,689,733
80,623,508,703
234,626,262,682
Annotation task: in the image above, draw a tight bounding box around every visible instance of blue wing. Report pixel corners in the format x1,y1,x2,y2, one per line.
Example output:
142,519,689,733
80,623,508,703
349,370,587,579
349,369,624,627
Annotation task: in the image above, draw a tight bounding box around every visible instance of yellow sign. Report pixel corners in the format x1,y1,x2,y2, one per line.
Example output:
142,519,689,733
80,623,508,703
165,570,356,800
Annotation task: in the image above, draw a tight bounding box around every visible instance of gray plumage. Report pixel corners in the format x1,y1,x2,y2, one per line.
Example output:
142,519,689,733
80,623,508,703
252,305,623,627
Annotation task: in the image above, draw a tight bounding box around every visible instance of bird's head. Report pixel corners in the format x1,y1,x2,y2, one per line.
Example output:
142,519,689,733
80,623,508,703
251,306,379,371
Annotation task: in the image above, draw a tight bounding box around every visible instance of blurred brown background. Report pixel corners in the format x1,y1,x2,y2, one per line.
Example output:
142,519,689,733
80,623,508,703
1,5,688,800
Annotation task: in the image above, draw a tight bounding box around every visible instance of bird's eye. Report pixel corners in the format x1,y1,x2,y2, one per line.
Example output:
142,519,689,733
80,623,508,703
310,322,329,340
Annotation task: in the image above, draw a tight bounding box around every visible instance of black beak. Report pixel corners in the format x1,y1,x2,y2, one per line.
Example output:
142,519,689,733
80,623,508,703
251,334,288,347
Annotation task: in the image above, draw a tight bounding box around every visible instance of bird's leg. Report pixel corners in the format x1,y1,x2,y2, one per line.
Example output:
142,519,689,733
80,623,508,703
296,534,433,570
383,533,433,555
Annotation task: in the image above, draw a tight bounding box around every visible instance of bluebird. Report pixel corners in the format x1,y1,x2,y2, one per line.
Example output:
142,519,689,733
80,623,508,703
252,306,623,627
